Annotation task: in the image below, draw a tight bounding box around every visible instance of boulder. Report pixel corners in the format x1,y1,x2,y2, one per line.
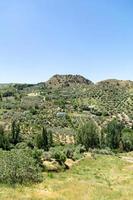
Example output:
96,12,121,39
65,159,75,169
43,160,62,172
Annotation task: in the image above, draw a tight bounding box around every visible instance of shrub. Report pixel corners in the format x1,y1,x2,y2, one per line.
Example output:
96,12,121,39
63,145,75,159
50,146,66,164
0,149,42,184
90,148,114,155
122,128,133,151
42,151,52,161
32,148,43,167
15,142,29,149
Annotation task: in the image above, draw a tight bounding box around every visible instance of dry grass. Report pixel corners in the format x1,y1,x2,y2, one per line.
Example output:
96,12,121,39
0,154,133,200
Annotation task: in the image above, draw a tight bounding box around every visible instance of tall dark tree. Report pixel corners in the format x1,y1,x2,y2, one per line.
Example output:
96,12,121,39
42,127,48,151
0,126,10,150
36,127,53,151
0,93,2,101
11,120,21,145
47,130,53,149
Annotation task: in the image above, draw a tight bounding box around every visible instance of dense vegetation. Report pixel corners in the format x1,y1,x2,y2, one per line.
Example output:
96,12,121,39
0,75,132,185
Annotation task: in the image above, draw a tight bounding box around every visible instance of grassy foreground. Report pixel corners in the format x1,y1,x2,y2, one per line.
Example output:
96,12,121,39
0,154,133,200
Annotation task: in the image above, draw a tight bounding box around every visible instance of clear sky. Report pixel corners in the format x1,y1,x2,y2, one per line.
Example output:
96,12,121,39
0,0,133,83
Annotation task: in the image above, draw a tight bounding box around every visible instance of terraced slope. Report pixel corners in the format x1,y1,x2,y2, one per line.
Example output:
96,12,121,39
0,75,132,141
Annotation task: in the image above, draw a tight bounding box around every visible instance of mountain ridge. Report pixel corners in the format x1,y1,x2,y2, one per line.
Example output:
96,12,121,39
0,74,133,86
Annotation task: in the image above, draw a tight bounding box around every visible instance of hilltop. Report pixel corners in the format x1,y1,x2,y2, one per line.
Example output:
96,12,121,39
46,74,93,88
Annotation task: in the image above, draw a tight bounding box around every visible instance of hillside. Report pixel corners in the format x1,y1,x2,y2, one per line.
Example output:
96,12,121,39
0,75,132,142
0,74,133,200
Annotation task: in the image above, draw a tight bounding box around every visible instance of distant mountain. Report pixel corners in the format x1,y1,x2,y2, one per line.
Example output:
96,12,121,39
97,79,133,88
46,74,94,88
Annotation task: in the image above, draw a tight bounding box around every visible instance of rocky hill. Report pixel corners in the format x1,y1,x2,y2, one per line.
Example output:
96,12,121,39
46,74,93,88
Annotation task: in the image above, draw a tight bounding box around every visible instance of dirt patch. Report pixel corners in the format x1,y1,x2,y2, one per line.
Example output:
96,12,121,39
121,156,133,163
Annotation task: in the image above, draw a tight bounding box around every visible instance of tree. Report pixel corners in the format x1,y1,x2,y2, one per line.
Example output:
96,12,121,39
0,126,10,150
11,120,21,145
0,149,42,184
36,128,53,151
0,93,2,101
121,128,133,151
100,127,106,148
47,130,53,149
0,126,5,148
76,120,100,150
106,119,124,149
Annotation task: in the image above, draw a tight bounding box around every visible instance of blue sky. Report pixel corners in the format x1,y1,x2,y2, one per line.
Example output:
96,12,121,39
0,0,133,83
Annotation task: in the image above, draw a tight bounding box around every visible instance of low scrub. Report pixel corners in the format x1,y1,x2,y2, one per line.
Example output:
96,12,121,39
0,149,42,185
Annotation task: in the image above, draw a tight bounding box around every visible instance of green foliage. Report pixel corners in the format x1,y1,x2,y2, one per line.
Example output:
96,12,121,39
32,148,43,167
0,149,42,184
0,126,10,150
100,127,106,148
36,128,53,151
47,130,53,149
90,147,114,155
10,120,21,145
15,142,29,149
50,146,66,164
63,144,85,160
122,128,133,151
105,119,124,149
29,107,37,115
76,120,100,150
55,98,66,109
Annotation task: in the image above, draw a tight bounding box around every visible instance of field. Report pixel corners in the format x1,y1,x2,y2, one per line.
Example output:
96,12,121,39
0,153,133,200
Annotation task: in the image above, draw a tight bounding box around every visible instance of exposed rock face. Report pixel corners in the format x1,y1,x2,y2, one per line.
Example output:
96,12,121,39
46,74,93,88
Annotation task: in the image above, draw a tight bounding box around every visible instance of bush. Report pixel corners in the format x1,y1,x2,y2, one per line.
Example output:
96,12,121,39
15,142,29,149
63,144,85,160
63,144,76,159
50,146,66,164
0,149,42,184
90,148,114,155
122,128,133,151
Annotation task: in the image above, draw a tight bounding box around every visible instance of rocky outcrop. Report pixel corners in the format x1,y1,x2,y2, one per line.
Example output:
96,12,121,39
46,74,93,88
